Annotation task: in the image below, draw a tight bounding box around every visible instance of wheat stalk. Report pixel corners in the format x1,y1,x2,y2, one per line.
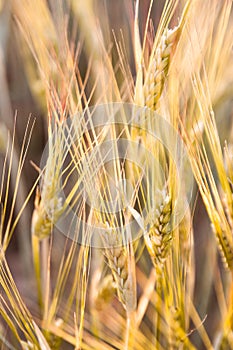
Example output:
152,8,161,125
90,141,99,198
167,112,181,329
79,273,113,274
222,144,233,229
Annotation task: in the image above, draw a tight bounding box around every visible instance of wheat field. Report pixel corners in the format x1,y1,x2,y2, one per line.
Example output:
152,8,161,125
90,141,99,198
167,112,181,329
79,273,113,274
0,0,233,349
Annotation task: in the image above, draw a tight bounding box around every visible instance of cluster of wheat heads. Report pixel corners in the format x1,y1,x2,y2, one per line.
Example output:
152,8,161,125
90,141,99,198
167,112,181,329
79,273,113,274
0,0,233,349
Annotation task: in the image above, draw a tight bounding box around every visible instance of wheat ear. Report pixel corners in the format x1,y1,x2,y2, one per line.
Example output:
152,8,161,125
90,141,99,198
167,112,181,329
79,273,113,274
102,226,137,349
144,189,173,276
144,1,190,111
103,231,136,313
31,130,65,241
167,307,196,349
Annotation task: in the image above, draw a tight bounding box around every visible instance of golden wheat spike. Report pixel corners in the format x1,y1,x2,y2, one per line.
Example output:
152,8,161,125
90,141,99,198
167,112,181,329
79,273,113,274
144,1,190,111
103,230,136,313
144,189,173,276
